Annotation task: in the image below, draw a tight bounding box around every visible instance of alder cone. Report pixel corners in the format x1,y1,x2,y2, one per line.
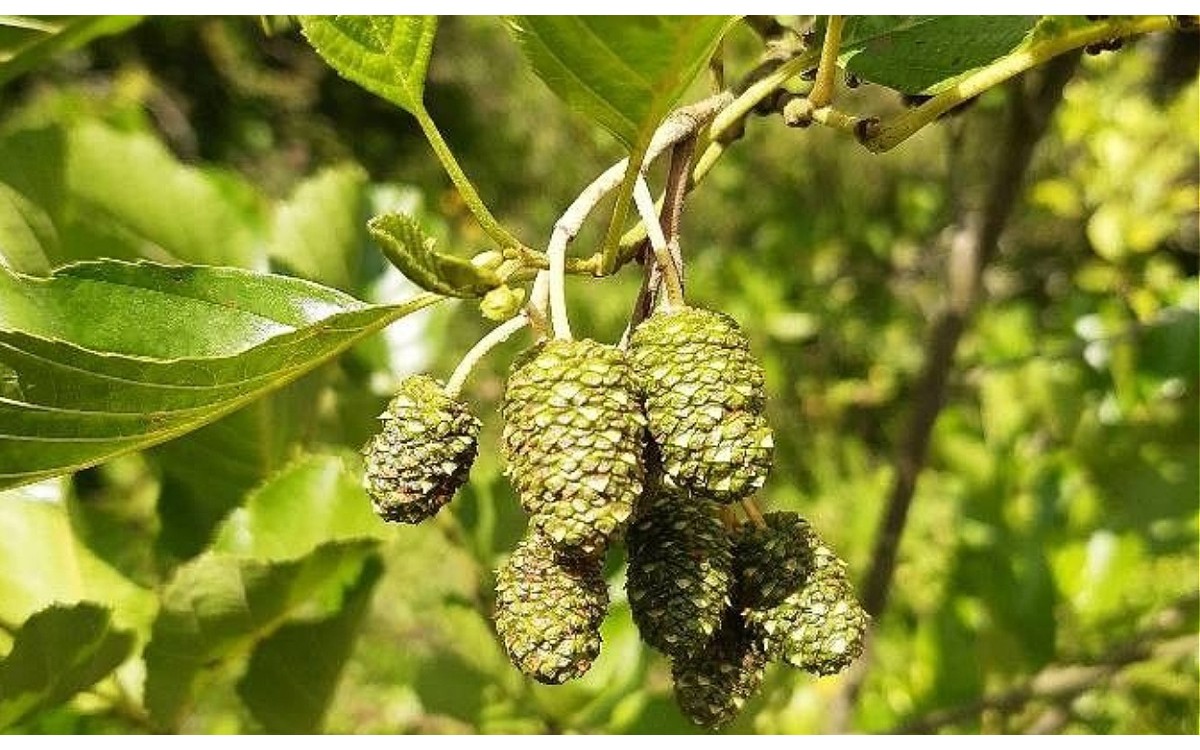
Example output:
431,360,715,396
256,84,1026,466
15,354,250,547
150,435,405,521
501,339,646,557
493,532,608,684
625,486,734,659
734,511,813,609
629,307,774,504
362,374,480,524
742,521,869,676
672,614,767,731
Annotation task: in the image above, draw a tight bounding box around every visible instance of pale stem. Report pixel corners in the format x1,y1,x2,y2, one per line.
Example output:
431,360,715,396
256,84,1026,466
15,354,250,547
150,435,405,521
633,176,684,310
445,313,530,398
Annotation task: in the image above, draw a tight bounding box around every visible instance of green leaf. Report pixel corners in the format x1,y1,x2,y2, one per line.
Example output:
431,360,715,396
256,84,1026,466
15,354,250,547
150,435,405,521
142,539,379,729
65,122,266,268
150,371,329,560
0,479,155,634
268,164,370,291
839,16,1040,94
0,603,135,730
237,555,382,733
299,16,437,116
507,16,734,151
368,212,499,298
0,181,55,275
0,260,441,489
0,16,142,88
212,453,385,561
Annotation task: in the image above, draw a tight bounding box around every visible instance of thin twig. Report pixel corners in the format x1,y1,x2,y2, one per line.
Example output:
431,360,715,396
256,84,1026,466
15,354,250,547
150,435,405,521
826,53,1082,733
660,135,696,257
445,314,530,397
633,176,684,310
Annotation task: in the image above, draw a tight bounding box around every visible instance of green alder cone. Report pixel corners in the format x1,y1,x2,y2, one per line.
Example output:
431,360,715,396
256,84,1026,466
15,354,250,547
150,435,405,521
626,484,734,659
742,518,869,676
501,338,646,557
672,614,767,731
629,307,774,504
493,531,608,684
362,374,481,524
734,511,813,609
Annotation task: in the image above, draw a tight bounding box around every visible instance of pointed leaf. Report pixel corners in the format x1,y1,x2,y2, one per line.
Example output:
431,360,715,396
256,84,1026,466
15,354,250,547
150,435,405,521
0,260,441,489
507,16,735,150
368,212,499,298
237,555,382,733
142,539,379,729
300,16,437,115
0,603,135,730
839,16,1040,94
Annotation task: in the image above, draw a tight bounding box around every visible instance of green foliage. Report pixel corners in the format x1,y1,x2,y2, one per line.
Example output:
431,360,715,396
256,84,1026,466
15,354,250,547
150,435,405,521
268,164,370,290
0,479,155,632
300,16,437,116
0,16,142,88
507,16,734,266
839,16,1040,94
0,261,438,488
0,603,134,729
0,181,54,274
142,539,380,728
506,16,734,150
236,555,382,732
64,122,265,267
0,13,1194,736
213,455,386,559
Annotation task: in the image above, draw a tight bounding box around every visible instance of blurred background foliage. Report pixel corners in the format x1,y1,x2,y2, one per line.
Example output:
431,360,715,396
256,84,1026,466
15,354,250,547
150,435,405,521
0,16,1196,734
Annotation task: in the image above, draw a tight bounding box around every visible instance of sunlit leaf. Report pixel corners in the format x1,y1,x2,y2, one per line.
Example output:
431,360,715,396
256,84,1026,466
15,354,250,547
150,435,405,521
212,453,385,561
0,479,154,633
0,260,441,489
299,16,437,116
